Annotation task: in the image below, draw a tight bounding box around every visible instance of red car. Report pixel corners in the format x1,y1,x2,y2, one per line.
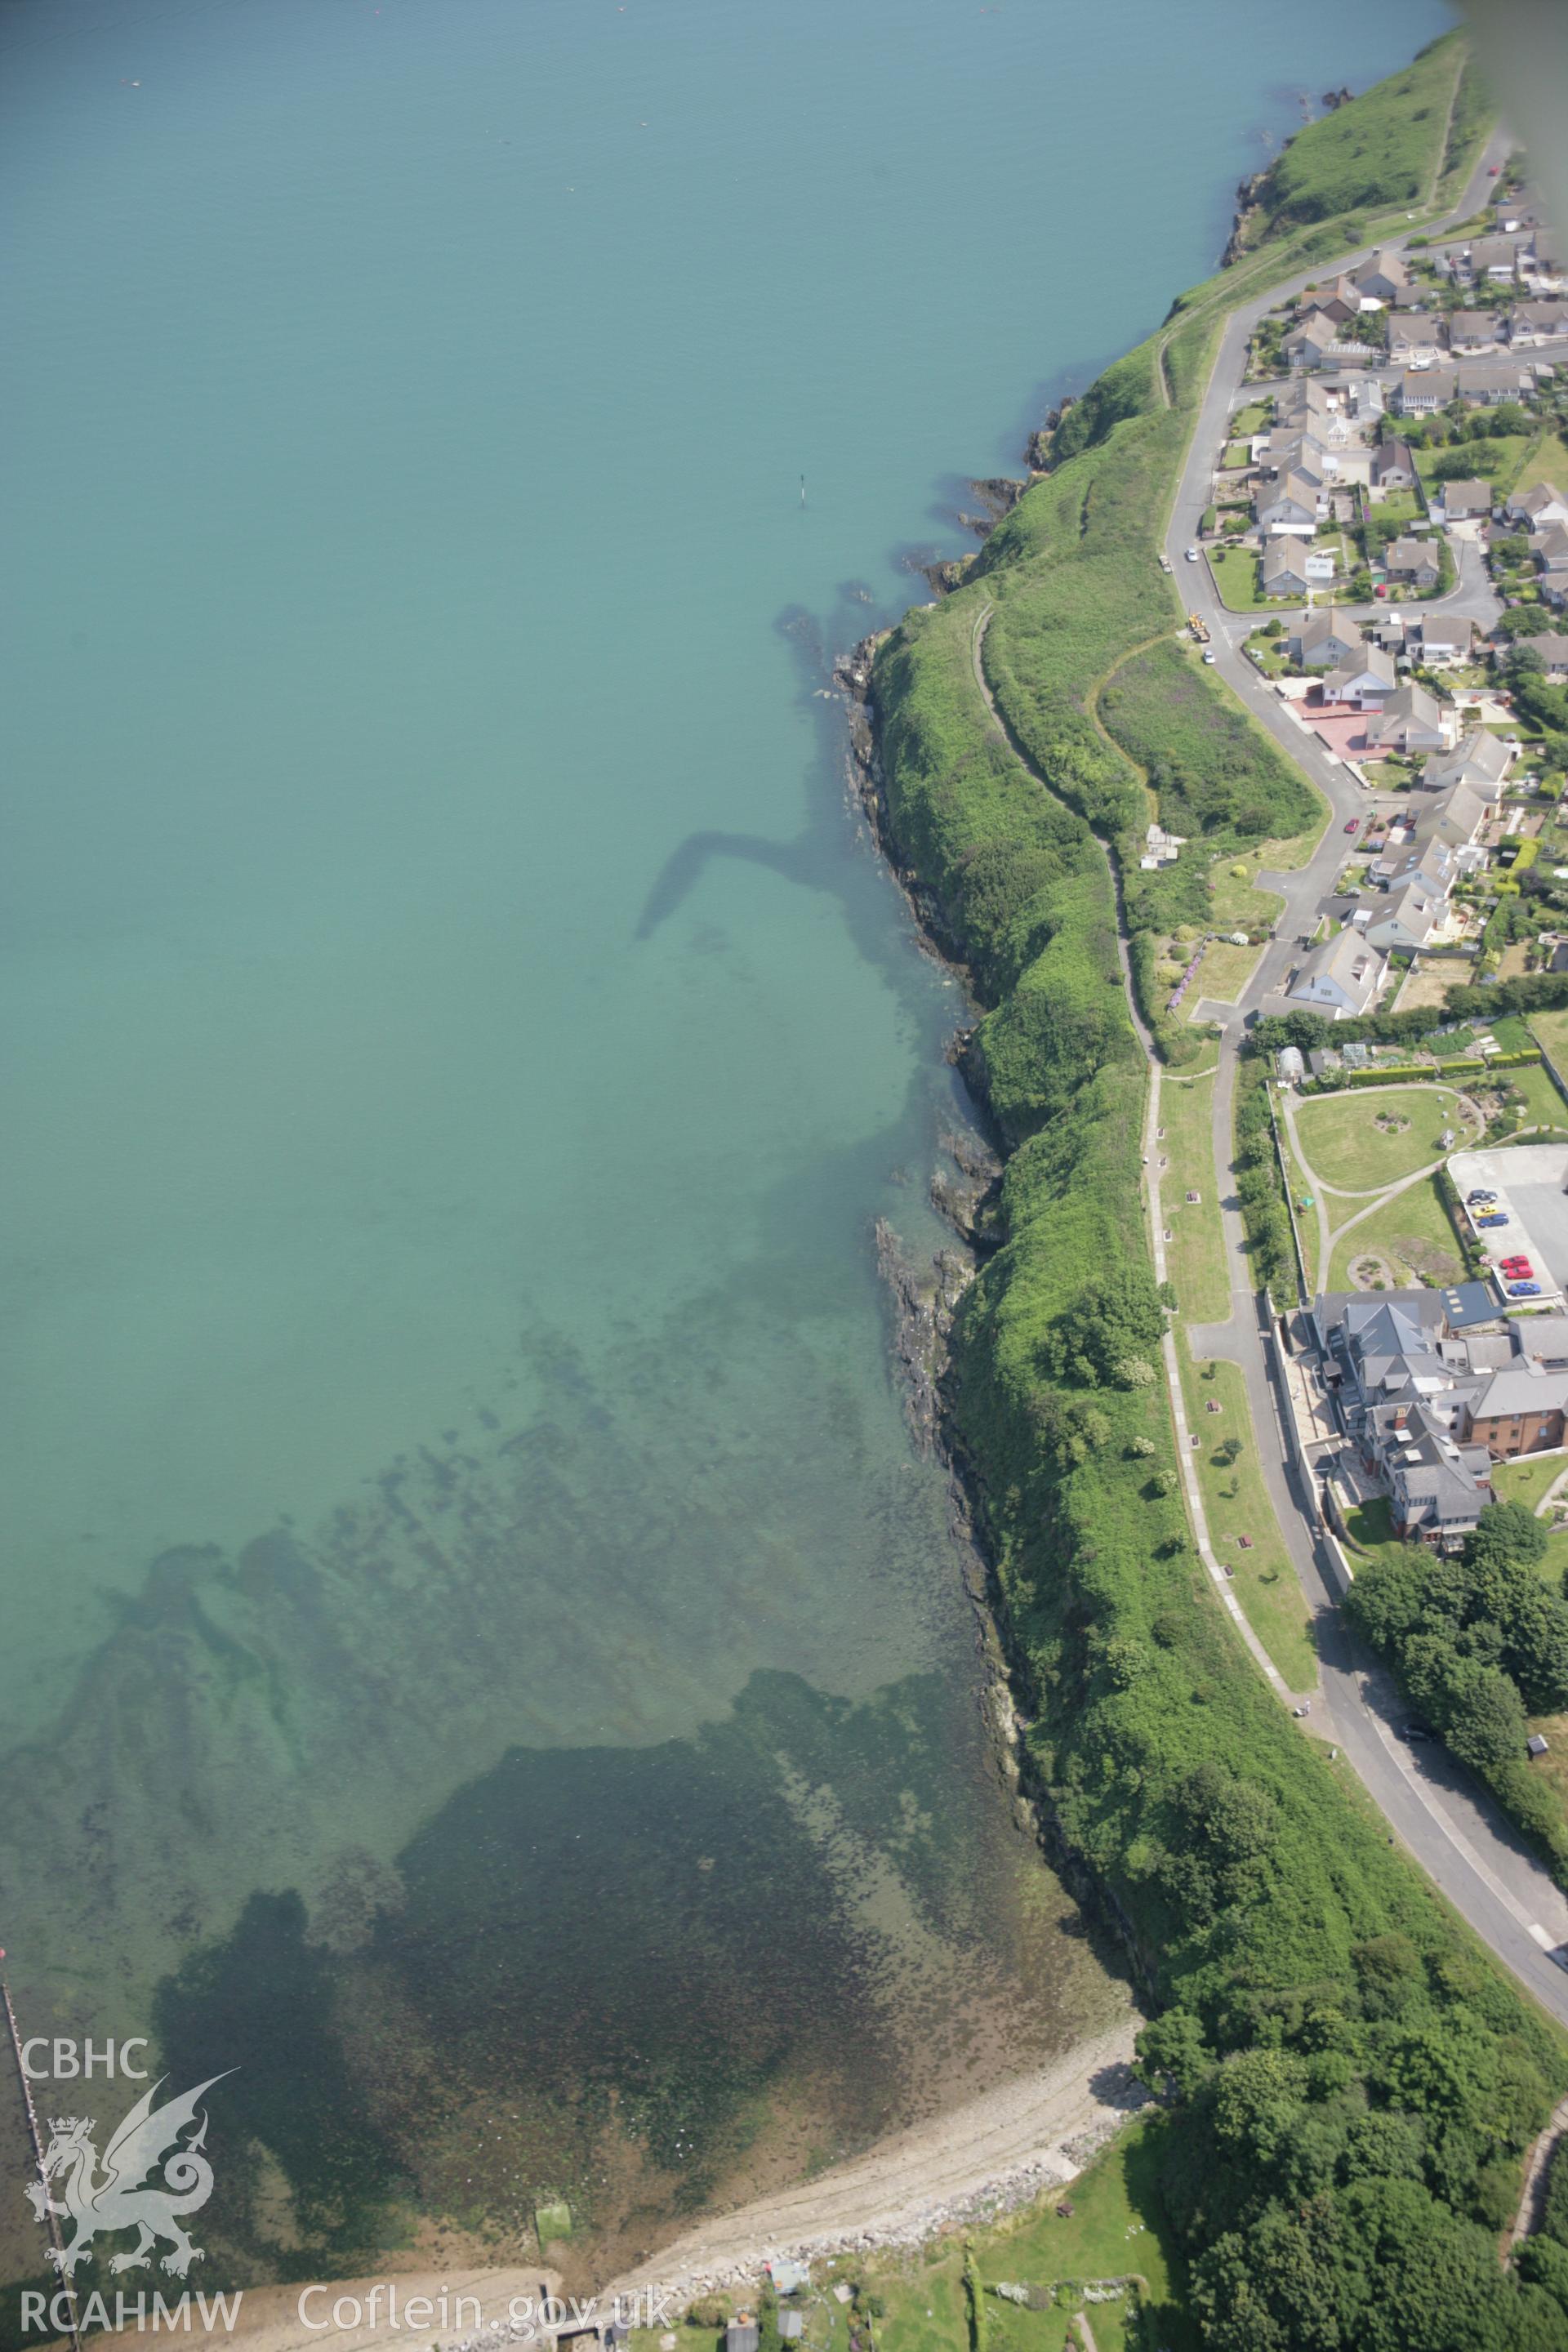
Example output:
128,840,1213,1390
1502,1258,1534,1277
1343,818,1360,834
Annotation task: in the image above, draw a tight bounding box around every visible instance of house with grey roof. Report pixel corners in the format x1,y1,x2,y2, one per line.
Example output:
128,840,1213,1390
1432,479,1491,523
1392,368,1457,416
1530,633,1568,684
1509,301,1568,347
1456,357,1536,404
1261,539,1317,599
1290,610,1365,668
1364,880,1442,955
1322,645,1396,707
1282,312,1347,368
1370,436,1419,492
1388,314,1445,365
1256,470,1325,536
1468,237,1525,283
1450,312,1501,354
1352,249,1411,305
1532,521,1568,586
1287,932,1386,1018
1387,1420,1496,1544
1419,728,1512,797
1414,612,1475,666
1383,536,1443,590
1505,480,1568,529
1363,681,1452,755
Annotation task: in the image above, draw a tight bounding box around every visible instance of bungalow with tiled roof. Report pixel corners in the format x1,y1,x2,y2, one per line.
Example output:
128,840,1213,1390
1261,540,1316,599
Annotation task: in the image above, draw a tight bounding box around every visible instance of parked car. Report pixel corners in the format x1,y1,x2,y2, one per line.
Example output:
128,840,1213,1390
1477,1212,1511,1227
1468,1190,1497,1205
1344,818,1360,834
1508,1281,1543,1296
1501,1257,1533,1275
1402,1723,1435,1742
1185,546,1199,562
1159,554,1172,572
1203,649,1217,664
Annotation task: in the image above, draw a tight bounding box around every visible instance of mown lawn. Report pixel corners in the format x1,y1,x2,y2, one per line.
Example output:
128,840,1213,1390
1207,546,1271,612
1156,1072,1227,1323
1325,1170,1467,1291
1294,1085,1463,1192
1179,1349,1319,1689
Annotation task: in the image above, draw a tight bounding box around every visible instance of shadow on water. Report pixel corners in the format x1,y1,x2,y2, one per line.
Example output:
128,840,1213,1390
136,1668,1127,2292
632,583,929,973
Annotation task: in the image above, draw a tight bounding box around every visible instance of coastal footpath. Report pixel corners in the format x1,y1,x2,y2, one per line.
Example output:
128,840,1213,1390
865,32,1568,2348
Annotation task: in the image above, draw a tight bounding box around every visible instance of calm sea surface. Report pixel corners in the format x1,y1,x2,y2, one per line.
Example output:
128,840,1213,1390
1,0,1449,2283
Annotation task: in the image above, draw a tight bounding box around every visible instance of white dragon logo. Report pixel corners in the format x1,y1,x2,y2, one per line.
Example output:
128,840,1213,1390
24,2074,231,2278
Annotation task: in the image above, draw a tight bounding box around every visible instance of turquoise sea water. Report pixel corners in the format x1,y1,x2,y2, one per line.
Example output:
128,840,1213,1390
1,0,1450,2284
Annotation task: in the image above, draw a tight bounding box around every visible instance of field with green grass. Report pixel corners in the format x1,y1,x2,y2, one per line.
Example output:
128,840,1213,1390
1294,1084,1466,1190
1325,1169,1467,1290
1180,1349,1318,1689
1156,1073,1227,1321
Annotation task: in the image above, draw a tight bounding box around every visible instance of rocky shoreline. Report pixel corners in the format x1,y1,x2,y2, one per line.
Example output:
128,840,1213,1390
835,625,1160,2014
